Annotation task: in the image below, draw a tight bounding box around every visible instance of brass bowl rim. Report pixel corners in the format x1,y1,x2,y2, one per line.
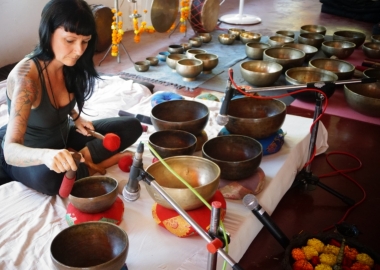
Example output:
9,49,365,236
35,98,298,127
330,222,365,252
264,47,306,59
240,59,283,73
309,58,355,73
69,176,118,199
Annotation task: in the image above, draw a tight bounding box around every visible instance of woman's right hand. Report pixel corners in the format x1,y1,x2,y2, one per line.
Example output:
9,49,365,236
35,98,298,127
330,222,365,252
44,149,83,173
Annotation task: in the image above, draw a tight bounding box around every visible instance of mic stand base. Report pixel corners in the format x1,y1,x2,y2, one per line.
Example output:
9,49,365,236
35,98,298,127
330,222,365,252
122,184,141,202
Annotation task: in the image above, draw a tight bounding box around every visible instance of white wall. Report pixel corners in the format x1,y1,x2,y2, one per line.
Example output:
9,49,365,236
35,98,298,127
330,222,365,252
0,0,150,68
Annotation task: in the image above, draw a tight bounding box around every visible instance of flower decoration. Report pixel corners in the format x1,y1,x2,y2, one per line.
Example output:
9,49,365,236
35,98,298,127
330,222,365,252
111,9,124,57
179,0,190,33
132,9,155,43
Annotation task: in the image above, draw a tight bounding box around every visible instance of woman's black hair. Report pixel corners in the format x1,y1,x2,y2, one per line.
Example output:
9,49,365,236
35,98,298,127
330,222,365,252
29,0,99,116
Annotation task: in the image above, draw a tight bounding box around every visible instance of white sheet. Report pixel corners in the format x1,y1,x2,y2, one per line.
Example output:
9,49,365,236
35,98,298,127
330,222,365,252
0,76,329,270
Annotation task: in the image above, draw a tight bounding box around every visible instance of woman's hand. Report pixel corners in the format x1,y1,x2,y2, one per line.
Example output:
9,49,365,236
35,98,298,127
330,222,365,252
73,115,94,136
44,149,84,173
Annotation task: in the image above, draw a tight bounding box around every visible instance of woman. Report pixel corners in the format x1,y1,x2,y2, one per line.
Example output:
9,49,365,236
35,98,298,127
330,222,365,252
0,0,143,195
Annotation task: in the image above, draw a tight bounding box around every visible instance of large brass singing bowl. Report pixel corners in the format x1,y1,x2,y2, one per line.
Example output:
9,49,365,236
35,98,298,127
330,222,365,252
225,97,286,139
321,40,355,59
245,42,270,60
282,43,318,62
240,60,283,87
344,82,380,117
333,30,366,48
300,24,327,35
268,35,294,48
202,135,263,180
150,99,209,135
51,222,129,270
69,176,118,214
176,59,203,81
309,58,355,80
263,47,305,71
298,33,325,49
194,53,219,74
145,156,220,210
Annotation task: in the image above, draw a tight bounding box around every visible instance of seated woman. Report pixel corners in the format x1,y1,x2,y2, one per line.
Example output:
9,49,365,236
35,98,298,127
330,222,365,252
0,0,142,195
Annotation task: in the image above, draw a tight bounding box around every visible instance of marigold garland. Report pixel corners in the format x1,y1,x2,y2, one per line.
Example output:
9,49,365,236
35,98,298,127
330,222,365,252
179,0,190,33
132,9,155,43
111,8,124,57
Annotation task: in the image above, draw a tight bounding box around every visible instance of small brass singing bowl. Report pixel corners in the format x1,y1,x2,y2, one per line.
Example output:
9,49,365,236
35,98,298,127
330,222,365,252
344,82,380,117
218,34,236,45
298,33,325,49
321,40,356,59
362,42,380,59
300,24,327,35
134,60,150,72
363,68,380,80
186,49,207,59
276,30,295,38
240,31,262,44
309,58,355,80
268,35,294,48
240,60,283,87
282,43,318,62
166,53,187,72
333,30,366,48
371,35,380,44
146,56,159,66
245,42,270,60
194,53,219,74
168,44,184,54
228,28,245,39
263,47,305,71
176,58,203,81
198,33,212,43
189,37,203,47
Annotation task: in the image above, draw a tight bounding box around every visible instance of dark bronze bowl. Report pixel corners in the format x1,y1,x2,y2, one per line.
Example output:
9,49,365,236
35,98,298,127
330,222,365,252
333,30,366,48
309,58,355,80
202,135,263,180
69,176,118,214
344,82,380,117
149,130,197,158
363,68,380,80
150,99,209,135
225,97,286,139
51,222,128,270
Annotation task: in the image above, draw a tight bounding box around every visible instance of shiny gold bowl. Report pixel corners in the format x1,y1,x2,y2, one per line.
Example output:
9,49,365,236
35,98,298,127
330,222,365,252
145,156,220,210
362,42,380,59
194,53,219,74
189,37,203,47
176,58,203,81
298,33,325,49
51,222,128,270
309,58,355,80
282,43,318,62
202,135,263,180
228,28,245,39
198,32,212,43
240,60,283,87
263,47,305,71
146,57,159,66
218,33,236,45
344,82,380,117
333,30,366,48
245,42,271,60
69,176,118,214
321,40,356,59
300,24,327,35
239,31,262,44
268,35,294,48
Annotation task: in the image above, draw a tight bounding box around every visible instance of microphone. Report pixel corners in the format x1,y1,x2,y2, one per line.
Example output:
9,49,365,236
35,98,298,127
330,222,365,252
243,194,290,249
123,141,144,202
216,69,234,126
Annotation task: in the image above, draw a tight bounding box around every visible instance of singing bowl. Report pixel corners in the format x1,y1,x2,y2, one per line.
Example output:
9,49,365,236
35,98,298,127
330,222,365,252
218,34,236,45
145,156,220,210
202,135,263,180
298,33,325,49
225,97,287,139
198,32,212,43
186,49,207,59
363,68,380,80
156,51,170,62
300,24,327,35
276,30,295,38
189,37,203,48
181,42,192,51
228,28,245,39
268,35,294,48
362,42,380,59
344,82,380,117
145,57,159,66
282,43,318,62
263,47,305,71
309,58,355,80
51,222,128,270
240,60,283,87
69,176,118,214
176,59,203,81
168,44,184,54
194,53,219,74
239,31,262,44
372,34,380,44
150,99,209,136
321,40,356,59
134,60,150,72
285,67,338,101
245,42,271,60
148,130,197,158
166,53,187,71
333,30,366,48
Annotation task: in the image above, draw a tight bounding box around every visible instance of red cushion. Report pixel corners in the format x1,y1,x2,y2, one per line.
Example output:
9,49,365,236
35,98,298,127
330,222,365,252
66,196,124,226
152,190,226,238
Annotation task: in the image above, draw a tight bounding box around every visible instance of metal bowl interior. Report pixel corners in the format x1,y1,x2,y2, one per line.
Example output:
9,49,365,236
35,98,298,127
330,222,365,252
202,135,263,180
218,34,235,45
144,156,220,210
285,67,338,101
239,31,262,44
69,176,118,214
166,54,187,70
51,222,128,270
148,130,197,158
268,35,294,47
344,82,380,117
282,43,318,61
168,44,184,54
150,99,209,135
145,57,159,66
333,30,366,48
363,68,380,80
263,47,305,71
134,60,150,72
298,33,325,48
225,97,287,139
186,49,207,59
194,53,219,73
321,40,356,59
362,42,380,59
276,30,295,38
240,60,283,87
245,42,271,60
198,33,212,43
176,59,203,81
309,58,355,80
300,24,327,35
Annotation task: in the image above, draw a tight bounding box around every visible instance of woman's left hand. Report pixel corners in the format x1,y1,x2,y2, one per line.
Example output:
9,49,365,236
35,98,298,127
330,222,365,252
74,116,94,136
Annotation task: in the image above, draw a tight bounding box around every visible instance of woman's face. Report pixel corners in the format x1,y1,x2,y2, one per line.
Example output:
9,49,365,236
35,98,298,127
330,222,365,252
50,27,92,66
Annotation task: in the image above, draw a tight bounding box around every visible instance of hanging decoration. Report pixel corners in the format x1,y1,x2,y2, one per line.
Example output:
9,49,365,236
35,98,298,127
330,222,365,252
111,9,124,57
179,0,190,33
130,0,155,43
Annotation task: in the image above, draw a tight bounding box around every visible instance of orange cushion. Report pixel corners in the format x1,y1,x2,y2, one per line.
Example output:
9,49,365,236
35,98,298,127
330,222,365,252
66,196,124,226
152,190,226,238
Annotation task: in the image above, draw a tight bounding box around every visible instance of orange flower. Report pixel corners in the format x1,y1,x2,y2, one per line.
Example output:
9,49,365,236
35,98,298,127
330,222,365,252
292,259,313,270
292,248,307,261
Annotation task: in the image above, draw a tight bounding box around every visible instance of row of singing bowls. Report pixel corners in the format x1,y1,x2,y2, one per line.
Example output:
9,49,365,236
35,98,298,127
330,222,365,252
321,40,356,59
150,99,209,136
263,47,305,71
309,58,355,80
145,156,220,210
202,135,263,180
240,60,283,87
344,82,380,117
225,97,287,139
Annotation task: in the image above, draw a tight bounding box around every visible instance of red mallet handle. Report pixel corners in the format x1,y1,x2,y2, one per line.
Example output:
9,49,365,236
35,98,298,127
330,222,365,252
85,128,121,152
59,153,81,198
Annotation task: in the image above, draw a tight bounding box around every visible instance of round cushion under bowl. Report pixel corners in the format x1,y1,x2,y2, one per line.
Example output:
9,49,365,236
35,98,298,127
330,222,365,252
309,58,355,80
344,82,380,117
240,60,283,87
69,176,118,214
145,156,220,210
285,67,339,101
51,221,129,270
202,135,263,180
225,97,286,139
148,130,197,158
150,99,209,135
